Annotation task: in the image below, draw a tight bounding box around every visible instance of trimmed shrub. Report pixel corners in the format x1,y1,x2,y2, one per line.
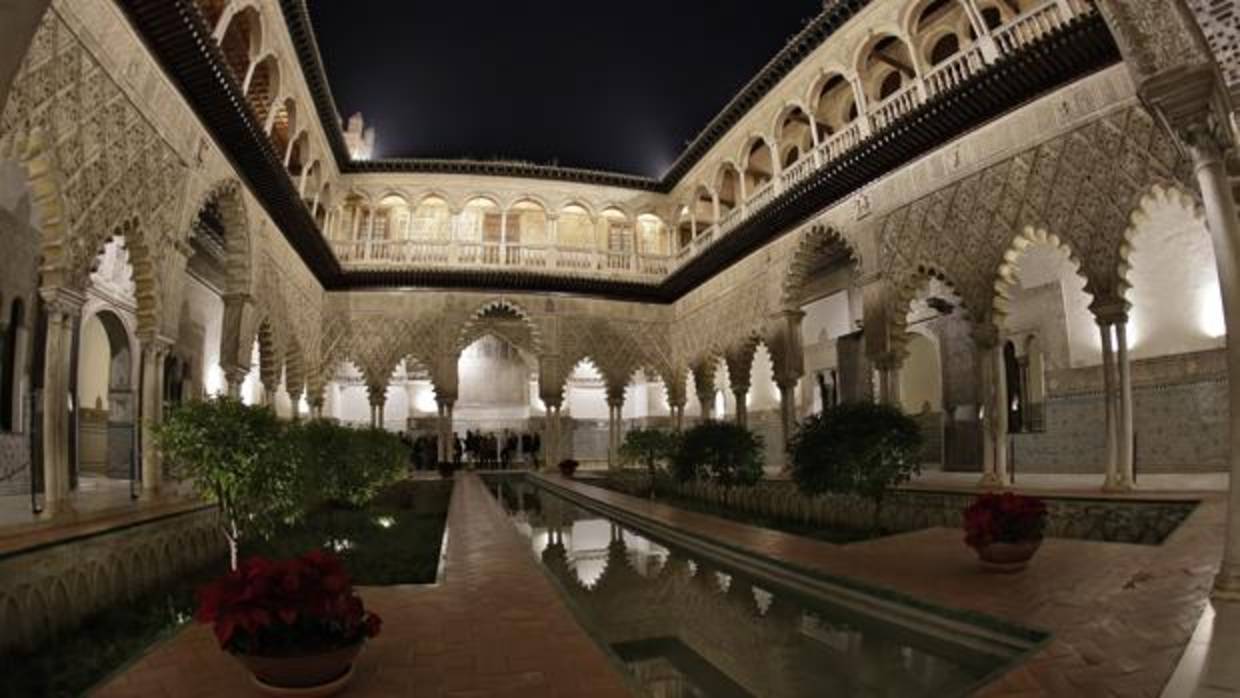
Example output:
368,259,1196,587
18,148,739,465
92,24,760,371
789,402,922,531
672,421,763,491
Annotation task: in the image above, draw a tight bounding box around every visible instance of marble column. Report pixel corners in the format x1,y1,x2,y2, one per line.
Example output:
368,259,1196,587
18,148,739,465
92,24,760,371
732,386,748,428
777,379,798,458
39,289,82,517
974,326,1005,488
1115,318,1135,489
697,390,714,422
1099,320,1120,489
139,338,170,497
1136,60,1240,598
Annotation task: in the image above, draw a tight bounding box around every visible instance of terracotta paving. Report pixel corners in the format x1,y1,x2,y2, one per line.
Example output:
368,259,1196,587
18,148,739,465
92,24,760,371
542,474,1223,698
91,473,635,698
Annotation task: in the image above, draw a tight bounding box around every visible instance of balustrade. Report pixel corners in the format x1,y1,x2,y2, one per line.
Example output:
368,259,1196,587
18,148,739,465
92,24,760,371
869,81,921,133
924,44,986,98
330,0,1094,281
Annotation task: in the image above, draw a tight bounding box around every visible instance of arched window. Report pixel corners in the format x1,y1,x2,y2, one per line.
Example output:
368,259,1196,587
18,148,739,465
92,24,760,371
341,193,369,241
743,139,775,196
716,164,741,217
778,107,815,167
693,187,715,235
860,35,916,102
270,98,296,156
812,73,855,141
557,205,594,248
374,195,411,241
219,7,261,85
929,34,960,65
507,200,548,246
675,206,693,250
244,55,280,125
412,196,452,241
636,214,670,256
286,131,309,176
600,209,632,253
460,198,501,243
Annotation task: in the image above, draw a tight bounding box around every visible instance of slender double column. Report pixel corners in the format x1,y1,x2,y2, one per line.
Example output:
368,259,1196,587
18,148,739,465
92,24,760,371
974,326,1007,488
732,384,749,428
606,393,624,469
435,398,455,463
139,337,172,497
1095,303,1134,491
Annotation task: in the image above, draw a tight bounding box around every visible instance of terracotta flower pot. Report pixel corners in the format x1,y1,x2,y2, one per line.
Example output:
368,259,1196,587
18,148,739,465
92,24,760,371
975,539,1042,573
237,641,363,697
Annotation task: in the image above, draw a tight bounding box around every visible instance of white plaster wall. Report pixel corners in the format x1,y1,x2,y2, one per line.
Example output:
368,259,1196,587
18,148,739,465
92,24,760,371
1126,198,1224,360
900,332,942,413
78,316,110,411
183,276,225,396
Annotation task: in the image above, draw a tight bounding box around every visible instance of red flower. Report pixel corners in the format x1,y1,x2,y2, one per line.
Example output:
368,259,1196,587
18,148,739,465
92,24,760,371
194,549,379,653
962,493,1047,550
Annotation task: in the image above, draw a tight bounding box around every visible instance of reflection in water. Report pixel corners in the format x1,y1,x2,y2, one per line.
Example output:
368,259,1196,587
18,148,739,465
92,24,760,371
490,478,1011,698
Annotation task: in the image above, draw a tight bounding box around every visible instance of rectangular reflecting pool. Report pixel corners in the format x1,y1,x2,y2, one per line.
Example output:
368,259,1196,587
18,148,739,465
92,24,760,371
487,474,1047,698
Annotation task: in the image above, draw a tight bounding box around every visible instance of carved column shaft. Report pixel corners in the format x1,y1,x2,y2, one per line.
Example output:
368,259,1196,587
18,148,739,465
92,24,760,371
40,290,82,516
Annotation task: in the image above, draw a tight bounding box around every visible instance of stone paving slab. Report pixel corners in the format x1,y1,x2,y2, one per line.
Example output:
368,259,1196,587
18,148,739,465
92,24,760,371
541,473,1222,698
91,474,635,698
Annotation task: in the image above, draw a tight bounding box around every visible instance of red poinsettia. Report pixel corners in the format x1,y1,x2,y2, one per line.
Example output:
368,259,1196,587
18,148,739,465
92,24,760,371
962,493,1047,549
195,550,381,655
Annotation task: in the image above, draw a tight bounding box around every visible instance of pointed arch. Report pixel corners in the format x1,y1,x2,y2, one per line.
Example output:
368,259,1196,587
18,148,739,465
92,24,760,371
191,179,252,296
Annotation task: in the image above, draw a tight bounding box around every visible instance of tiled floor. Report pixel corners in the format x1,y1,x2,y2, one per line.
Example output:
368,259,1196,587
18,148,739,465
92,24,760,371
91,473,635,698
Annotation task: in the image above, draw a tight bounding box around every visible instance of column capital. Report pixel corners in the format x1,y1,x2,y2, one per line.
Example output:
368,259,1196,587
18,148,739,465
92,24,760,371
971,323,1001,350
1091,298,1131,326
1140,65,1233,158
38,286,85,317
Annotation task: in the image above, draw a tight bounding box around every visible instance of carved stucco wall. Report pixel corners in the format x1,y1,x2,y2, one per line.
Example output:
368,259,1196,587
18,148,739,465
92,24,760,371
0,1,325,391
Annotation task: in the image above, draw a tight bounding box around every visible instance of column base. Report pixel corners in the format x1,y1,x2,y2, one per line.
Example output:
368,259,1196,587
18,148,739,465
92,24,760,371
977,472,1007,489
1101,475,1134,493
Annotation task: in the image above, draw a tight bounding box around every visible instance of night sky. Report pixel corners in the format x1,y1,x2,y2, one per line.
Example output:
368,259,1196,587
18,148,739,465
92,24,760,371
307,1,826,178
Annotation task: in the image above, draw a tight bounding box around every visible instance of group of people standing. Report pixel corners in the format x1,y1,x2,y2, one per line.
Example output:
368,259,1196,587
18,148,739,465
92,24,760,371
402,429,542,471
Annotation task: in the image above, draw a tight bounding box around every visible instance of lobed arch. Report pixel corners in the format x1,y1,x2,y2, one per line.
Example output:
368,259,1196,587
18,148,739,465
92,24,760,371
84,219,160,338
779,224,862,311
1115,183,1205,299
191,179,253,296
217,5,262,86
455,298,544,356
889,264,974,354
991,225,1093,325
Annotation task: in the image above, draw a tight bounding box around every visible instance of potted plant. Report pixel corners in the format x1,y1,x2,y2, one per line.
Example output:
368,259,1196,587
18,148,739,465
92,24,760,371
789,402,922,534
195,549,382,695
557,458,580,478
963,492,1048,572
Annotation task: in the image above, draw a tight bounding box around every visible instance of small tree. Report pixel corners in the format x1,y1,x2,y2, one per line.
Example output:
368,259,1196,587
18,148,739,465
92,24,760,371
154,398,299,570
789,402,923,532
618,428,678,498
672,421,764,501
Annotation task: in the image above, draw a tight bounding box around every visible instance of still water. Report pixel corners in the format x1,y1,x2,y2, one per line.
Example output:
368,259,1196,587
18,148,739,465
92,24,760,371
488,475,1041,698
